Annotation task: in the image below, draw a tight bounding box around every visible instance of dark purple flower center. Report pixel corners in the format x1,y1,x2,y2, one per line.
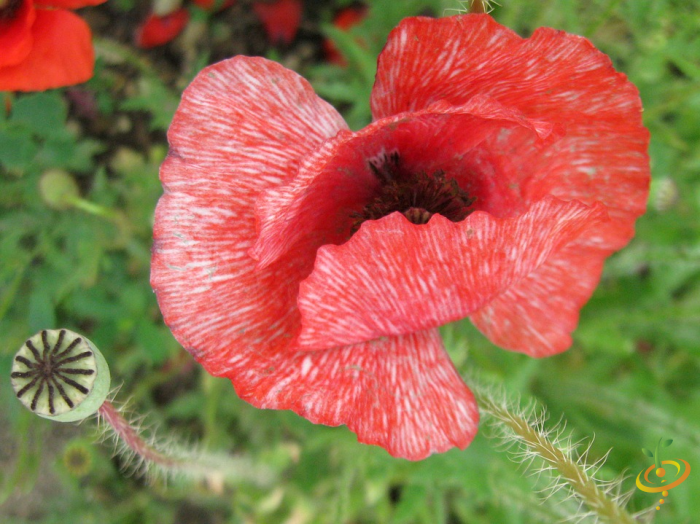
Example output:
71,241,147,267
0,0,22,20
352,152,475,230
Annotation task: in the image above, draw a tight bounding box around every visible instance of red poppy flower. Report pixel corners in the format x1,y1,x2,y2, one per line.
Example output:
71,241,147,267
151,15,649,459
135,8,190,49
324,4,368,66
252,0,302,45
0,0,105,92
191,0,235,10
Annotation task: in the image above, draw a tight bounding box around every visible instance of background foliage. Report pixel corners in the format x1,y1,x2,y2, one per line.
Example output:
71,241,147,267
1,0,699,522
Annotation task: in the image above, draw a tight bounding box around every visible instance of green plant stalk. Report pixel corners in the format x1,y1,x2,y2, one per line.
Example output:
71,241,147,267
70,197,119,220
473,386,636,524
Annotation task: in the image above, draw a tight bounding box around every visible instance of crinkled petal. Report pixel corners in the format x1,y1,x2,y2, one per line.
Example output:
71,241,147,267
251,96,558,270
223,328,478,460
296,197,608,355
33,0,106,8
523,120,649,250
470,242,609,356
372,15,649,250
0,0,35,69
151,57,347,372
0,9,94,91
372,14,641,124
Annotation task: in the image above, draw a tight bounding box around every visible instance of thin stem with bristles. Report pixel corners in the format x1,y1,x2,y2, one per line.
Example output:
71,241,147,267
470,0,488,13
472,384,636,524
98,401,179,470
468,0,499,14
96,400,274,487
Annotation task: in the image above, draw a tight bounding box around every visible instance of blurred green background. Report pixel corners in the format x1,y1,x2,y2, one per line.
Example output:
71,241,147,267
1,0,699,522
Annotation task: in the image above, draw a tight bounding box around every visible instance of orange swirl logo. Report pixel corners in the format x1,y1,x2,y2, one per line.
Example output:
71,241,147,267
636,438,690,511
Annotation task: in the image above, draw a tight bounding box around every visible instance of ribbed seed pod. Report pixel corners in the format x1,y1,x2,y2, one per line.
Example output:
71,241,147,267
10,329,111,422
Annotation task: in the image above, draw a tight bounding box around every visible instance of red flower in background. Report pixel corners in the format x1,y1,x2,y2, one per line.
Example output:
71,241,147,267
135,8,190,49
151,15,649,459
136,0,301,49
252,0,301,45
0,0,105,92
324,4,368,65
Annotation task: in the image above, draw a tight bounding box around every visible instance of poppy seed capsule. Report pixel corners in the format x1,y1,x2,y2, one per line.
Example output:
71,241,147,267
39,169,80,211
10,329,111,422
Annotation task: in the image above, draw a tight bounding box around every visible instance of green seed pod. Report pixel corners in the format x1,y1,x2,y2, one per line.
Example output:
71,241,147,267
10,329,111,422
39,169,80,211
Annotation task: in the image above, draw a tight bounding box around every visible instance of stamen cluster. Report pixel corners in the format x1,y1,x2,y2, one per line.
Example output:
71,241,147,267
353,153,475,228
0,0,22,20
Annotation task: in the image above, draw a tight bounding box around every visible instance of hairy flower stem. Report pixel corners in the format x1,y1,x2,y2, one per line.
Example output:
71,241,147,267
469,0,488,13
97,400,273,486
98,401,179,469
473,386,636,524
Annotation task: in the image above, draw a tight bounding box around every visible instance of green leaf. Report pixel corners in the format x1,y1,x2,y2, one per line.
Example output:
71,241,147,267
662,439,674,447
642,448,654,458
120,76,179,131
28,287,55,333
10,92,67,138
36,133,105,172
322,24,377,87
0,127,38,170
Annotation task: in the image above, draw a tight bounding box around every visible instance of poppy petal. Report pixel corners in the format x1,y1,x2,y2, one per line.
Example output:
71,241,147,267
523,120,649,250
470,242,609,356
223,328,479,460
0,8,94,91
252,0,302,45
372,15,649,249
33,0,106,8
373,14,641,124
151,57,347,370
135,9,189,49
251,96,558,270
0,0,34,69
295,197,608,355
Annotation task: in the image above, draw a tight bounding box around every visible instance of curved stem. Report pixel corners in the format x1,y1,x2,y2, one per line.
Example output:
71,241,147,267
96,400,274,486
98,401,179,469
